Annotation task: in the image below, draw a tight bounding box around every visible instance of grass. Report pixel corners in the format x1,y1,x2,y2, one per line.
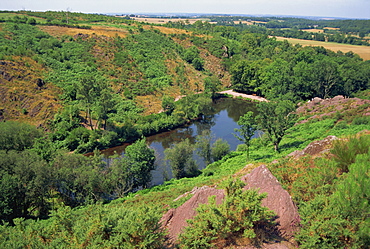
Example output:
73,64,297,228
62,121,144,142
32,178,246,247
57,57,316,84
128,17,211,25
0,13,47,24
275,36,370,60
114,100,370,211
0,56,62,126
39,25,129,38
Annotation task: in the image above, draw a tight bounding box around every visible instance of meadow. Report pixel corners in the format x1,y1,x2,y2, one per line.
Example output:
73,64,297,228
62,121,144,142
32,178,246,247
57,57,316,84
275,36,370,60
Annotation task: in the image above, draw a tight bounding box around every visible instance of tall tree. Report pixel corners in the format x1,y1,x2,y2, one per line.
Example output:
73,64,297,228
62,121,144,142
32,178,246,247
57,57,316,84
211,138,230,162
196,130,213,166
124,138,156,189
204,76,221,99
256,100,297,152
76,75,106,130
310,58,340,99
234,111,258,159
165,139,198,179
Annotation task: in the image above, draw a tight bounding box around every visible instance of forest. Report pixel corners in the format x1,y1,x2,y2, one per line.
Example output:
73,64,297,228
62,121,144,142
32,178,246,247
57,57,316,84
0,10,369,248
164,15,370,46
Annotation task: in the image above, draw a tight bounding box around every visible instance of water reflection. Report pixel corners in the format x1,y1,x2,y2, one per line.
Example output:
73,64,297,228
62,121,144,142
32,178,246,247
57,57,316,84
101,98,258,185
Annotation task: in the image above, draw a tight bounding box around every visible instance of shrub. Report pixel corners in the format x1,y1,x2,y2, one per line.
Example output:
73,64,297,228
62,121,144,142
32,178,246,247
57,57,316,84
236,143,248,152
211,138,230,162
331,135,370,172
352,115,370,125
178,179,275,248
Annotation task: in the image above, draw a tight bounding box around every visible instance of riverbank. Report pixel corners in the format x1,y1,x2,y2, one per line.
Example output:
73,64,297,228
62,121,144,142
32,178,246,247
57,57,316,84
218,90,268,102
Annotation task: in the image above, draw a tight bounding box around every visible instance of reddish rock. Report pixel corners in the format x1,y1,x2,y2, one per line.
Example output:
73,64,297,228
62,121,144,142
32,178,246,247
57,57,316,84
161,166,299,246
241,165,300,239
161,186,225,243
288,135,338,159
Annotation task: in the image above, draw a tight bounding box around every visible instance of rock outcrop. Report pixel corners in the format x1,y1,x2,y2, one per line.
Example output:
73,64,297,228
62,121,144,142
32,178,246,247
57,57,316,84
296,96,370,123
241,165,300,239
161,165,300,247
287,135,338,159
161,186,225,243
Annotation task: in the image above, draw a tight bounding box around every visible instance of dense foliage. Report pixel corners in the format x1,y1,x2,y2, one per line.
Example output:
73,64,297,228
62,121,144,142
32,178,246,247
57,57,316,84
179,179,275,248
0,10,369,248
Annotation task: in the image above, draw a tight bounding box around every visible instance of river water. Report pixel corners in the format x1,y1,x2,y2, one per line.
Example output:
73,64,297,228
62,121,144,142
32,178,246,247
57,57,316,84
100,97,258,186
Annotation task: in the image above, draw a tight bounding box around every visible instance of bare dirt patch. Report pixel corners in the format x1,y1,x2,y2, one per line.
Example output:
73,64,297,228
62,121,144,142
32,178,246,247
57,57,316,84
39,25,129,38
219,90,268,102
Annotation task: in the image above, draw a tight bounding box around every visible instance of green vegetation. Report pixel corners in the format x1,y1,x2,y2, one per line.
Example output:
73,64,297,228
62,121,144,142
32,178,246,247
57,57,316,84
256,100,297,152
234,111,258,158
0,10,369,248
289,136,370,248
179,179,275,248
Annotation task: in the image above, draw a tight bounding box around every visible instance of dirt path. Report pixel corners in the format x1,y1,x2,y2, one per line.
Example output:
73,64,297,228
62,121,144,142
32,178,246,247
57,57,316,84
173,90,267,103
218,90,268,102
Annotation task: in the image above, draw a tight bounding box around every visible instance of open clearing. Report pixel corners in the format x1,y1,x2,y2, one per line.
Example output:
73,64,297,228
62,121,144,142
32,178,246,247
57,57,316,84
275,36,370,60
39,25,129,38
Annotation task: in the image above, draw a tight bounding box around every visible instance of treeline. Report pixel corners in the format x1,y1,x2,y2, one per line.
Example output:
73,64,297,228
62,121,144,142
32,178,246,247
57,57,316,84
165,16,370,46
173,27,370,101
206,15,370,35
0,10,134,26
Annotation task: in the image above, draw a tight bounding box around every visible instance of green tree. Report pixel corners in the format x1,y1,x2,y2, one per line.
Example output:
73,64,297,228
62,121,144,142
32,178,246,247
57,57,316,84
256,100,297,152
203,76,221,98
161,95,175,115
234,111,258,159
0,121,41,151
310,57,340,99
94,88,115,130
211,138,230,162
124,138,156,189
76,75,106,130
192,57,204,71
165,139,198,179
196,130,213,166
230,60,268,94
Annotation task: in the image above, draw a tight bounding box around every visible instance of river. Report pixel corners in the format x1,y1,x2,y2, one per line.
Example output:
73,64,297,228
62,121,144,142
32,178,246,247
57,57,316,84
100,97,259,186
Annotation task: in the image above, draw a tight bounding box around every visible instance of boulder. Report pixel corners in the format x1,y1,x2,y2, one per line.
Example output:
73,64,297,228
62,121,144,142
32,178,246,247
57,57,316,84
288,135,338,159
161,186,225,243
161,165,299,246
241,165,300,239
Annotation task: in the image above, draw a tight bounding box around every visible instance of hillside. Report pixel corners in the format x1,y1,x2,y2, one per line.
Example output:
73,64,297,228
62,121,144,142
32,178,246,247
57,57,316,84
0,12,231,125
0,11,369,249
0,95,369,248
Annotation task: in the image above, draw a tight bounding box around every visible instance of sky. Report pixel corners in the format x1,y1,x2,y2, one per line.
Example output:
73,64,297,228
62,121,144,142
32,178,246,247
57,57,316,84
1,0,370,19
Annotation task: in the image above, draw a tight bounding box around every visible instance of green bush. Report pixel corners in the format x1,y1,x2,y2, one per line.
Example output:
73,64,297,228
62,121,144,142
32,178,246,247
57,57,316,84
211,138,230,161
331,135,370,172
297,151,370,249
178,179,275,248
352,115,370,125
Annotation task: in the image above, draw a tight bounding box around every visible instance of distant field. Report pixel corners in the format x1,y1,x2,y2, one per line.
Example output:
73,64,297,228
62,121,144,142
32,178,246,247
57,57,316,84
129,17,210,24
324,27,340,30
301,29,324,33
0,13,47,23
233,20,267,25
275,36,370,60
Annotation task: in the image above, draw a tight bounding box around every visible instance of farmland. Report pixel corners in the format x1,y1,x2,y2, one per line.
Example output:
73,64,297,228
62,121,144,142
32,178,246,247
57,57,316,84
275,36,370,60
128,16,210,24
